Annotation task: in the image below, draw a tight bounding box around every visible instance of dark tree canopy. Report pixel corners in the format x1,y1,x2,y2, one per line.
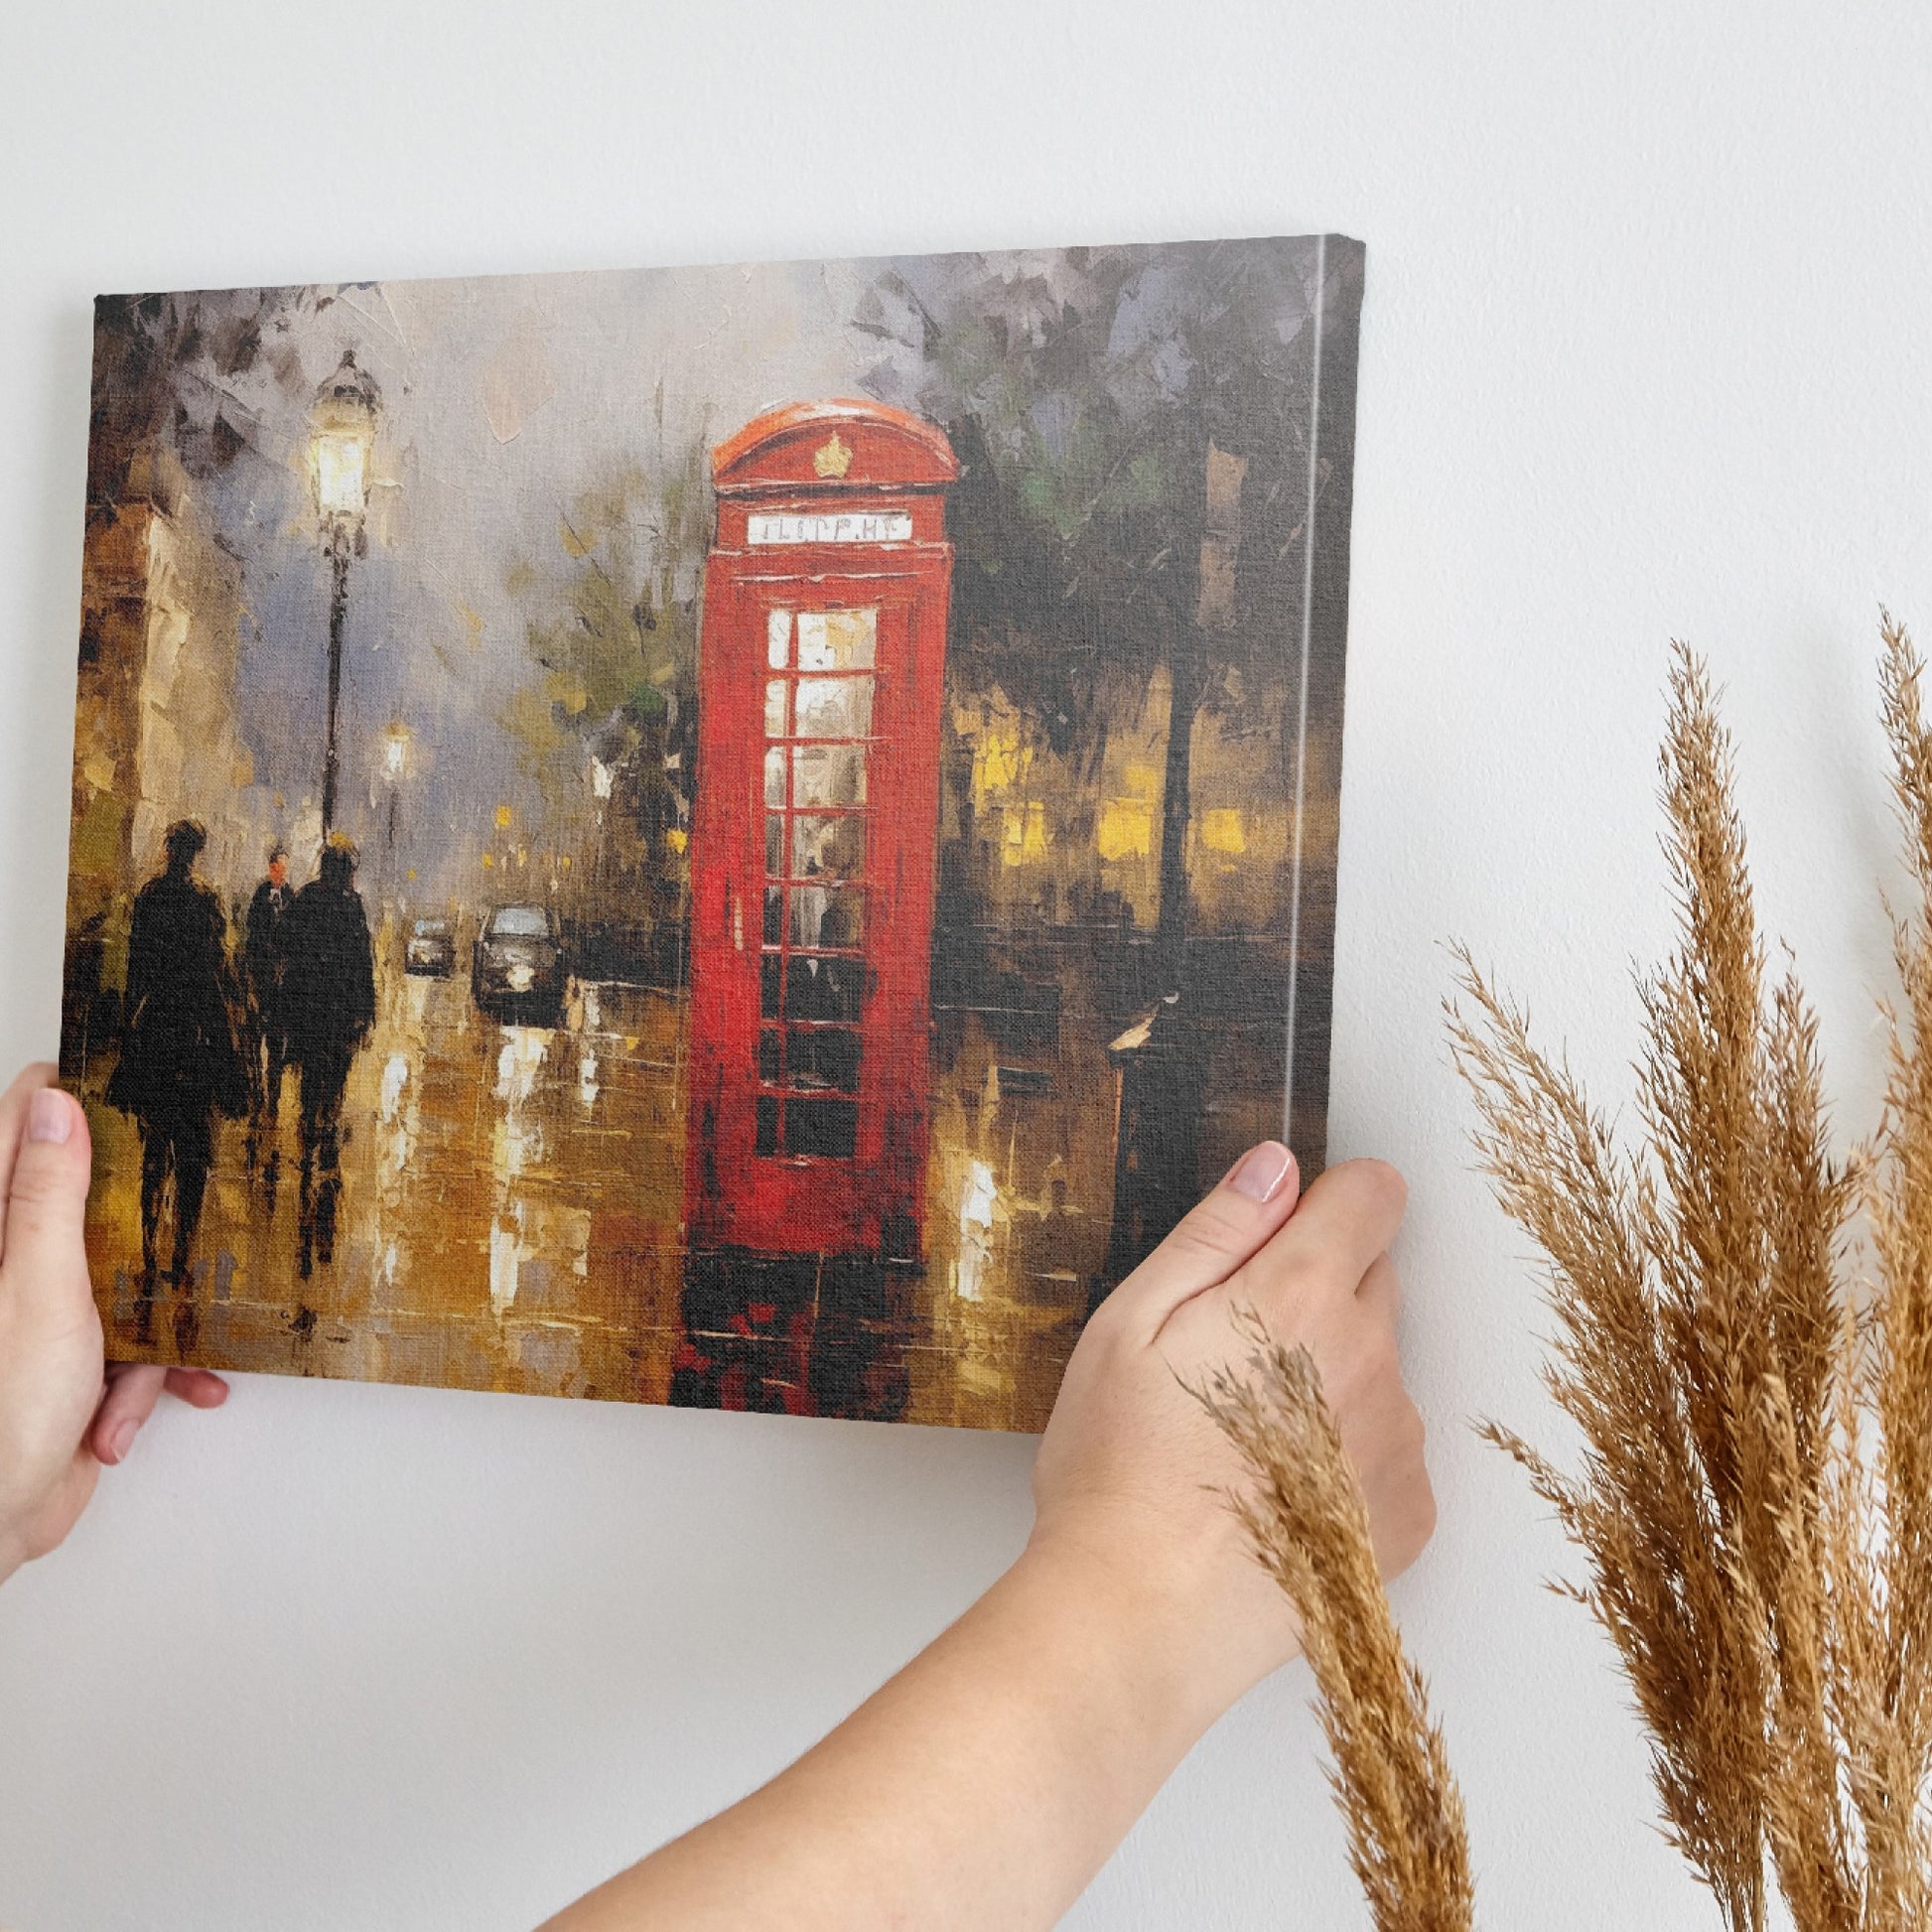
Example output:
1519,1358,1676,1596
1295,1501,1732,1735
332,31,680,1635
854,239,1332,966
854,240,1326,762
89,287,333,518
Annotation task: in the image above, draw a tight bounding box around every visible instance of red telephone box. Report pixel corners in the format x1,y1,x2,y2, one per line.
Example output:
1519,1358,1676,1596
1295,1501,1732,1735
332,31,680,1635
683,400,958,1286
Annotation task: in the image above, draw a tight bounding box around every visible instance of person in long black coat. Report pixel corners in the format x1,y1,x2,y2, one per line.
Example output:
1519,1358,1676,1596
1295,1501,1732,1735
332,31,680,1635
105,819,246,1310
242,843,295,1164
280,837,376,1277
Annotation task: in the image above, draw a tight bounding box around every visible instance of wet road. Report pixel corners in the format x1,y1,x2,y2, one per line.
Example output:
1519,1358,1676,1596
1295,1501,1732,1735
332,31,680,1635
87,959,690,1403
84,946,1110,1428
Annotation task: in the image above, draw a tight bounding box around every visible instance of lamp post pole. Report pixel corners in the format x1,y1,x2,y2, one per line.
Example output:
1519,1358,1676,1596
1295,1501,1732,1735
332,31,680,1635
322,532,351,835
309,351,381,840
381,721,411,904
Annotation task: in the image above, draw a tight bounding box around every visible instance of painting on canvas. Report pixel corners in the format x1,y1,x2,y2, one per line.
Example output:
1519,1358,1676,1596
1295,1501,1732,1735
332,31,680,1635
60,235,1364,1431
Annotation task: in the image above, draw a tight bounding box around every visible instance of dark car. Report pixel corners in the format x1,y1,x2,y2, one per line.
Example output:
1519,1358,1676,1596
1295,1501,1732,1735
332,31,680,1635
473,904,566,1022
403,915,457,978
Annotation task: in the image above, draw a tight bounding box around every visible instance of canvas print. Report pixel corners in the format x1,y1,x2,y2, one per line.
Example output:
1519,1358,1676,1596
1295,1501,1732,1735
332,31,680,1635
60,236,1364,1432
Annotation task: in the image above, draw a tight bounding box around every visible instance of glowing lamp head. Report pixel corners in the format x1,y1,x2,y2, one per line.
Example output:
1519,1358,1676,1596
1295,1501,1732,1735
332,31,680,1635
314,432,369,517
309,351,381,525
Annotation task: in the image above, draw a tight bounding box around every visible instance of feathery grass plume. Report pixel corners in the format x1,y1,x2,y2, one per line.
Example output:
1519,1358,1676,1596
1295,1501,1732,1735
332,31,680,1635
1199,1314,1475,1932
1449,623,1932,1929
1853,610,1932,1920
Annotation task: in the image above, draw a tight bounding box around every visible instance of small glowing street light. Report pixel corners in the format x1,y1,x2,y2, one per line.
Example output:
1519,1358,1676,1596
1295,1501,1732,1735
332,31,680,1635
383,720,413,784
584,744,622,927
381,719,412,897
309,352,382,835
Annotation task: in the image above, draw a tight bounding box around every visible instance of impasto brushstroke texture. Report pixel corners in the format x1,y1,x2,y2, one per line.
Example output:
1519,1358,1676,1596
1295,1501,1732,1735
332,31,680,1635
60,236,1364,1432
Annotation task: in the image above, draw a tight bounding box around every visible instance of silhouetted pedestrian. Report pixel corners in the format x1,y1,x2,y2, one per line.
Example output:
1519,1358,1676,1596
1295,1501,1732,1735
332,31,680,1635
243,842,295,1188
105,819,246,1331
281,837,376,1278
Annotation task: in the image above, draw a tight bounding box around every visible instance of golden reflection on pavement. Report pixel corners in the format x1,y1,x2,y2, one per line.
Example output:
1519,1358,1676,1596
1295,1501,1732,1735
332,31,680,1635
87,961,687,1403
83,955,1115,1429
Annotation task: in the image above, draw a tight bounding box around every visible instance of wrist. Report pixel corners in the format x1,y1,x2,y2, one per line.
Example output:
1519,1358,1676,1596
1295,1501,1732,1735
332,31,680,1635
1002,1527,1277,1751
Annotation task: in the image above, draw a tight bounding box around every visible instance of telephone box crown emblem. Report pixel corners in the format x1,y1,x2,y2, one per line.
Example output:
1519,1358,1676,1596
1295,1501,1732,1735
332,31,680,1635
812,431,854,479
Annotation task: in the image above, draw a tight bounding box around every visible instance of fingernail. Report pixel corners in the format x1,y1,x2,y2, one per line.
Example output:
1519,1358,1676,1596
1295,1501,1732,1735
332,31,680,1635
1228,1142,1294,1202
107,1419,138,1463
27,1089,72,1145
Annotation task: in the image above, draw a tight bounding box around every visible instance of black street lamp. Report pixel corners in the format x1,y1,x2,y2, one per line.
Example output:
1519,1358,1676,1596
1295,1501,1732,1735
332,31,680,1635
309,352,380,836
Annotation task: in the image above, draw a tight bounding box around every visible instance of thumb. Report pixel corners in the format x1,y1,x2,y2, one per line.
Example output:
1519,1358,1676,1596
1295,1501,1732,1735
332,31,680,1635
0,1080,95,1327
1096,1142,1302,1338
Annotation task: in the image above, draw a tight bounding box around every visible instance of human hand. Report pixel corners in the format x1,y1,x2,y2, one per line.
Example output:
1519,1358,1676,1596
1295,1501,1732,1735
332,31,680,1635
0,1063,227,1584
1027,1147,1434,1725
545,1149,1433,1932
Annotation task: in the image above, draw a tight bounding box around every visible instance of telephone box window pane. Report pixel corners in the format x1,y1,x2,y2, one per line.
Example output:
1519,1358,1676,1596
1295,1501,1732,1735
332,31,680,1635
793,814,865,880
756,1097,779,1156
758,1028,782,1083
782,955,862,1023
784,1097,858,1159
788,1026,861,1093
763,748,787,807
789,885,863,949
796,609,877,671
793,744,866,807
765,815,786,875
766,609,791,669
793,676,872,739
764,680,788,737
762,887,783,945
760,953,783,1019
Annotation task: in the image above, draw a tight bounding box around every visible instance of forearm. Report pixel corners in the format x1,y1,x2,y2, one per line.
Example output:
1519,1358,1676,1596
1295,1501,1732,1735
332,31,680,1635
539,1152,1429,1931
542,1542,1234,1932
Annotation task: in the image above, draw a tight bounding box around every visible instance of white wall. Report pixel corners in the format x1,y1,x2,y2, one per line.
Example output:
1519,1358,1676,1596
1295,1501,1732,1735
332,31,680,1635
3,3,1927,1924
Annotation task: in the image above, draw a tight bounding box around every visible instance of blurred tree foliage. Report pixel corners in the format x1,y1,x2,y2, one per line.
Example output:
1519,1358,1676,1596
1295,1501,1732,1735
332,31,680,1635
89,286,323,517
500,433,708,939
854,240,1344,976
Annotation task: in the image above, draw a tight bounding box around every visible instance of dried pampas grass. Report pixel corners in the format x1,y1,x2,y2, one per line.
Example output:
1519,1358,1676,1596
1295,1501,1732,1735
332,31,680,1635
1448,618,1932,1930
1210,619,1932,1931
1200,1316,1475,1932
